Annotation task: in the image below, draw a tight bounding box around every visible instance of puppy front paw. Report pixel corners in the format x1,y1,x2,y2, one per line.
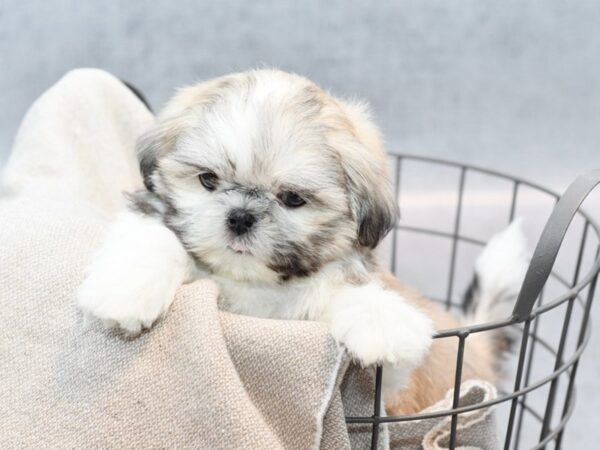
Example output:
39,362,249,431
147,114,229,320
77,211,193,335
330,283,433,370
77,264,180,335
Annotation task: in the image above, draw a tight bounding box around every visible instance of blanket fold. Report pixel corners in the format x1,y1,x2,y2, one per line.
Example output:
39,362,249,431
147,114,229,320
0,68,498,450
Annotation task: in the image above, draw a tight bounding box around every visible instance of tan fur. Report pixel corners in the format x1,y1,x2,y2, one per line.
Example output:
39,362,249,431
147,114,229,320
379,272,497,415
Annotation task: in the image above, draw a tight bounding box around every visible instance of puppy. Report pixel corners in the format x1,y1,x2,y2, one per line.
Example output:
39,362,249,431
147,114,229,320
78,70,527,414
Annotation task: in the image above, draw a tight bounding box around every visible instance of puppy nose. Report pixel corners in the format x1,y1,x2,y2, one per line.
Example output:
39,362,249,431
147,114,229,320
227,209,256,235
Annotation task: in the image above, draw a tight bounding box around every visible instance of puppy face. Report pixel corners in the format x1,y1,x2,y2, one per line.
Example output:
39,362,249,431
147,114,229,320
136,70,397,283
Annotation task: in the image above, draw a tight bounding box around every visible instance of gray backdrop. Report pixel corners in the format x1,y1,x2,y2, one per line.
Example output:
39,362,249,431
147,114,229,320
1,1,599,447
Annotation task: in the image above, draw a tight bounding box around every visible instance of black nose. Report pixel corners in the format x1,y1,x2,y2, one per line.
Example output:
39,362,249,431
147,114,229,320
227,209,256,235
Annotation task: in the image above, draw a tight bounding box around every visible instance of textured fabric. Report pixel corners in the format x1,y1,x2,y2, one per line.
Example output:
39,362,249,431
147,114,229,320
390,381,500,450
340,367,500,450
0,68,499,449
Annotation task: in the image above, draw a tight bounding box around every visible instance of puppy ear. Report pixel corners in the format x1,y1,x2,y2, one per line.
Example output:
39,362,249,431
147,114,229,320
336,100,399,249
136,77,236,191
136,117,181,191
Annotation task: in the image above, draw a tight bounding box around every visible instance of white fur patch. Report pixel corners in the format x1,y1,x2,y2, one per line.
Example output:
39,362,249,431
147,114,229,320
329,282,433,391
77,211,195,334
470,218,529,324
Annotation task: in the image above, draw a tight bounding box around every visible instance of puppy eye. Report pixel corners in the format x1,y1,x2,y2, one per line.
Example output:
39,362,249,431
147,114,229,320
199,172,218,191
279,191,306,208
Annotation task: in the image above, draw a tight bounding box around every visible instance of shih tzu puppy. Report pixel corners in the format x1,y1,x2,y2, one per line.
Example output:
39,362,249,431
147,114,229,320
78,70,527,413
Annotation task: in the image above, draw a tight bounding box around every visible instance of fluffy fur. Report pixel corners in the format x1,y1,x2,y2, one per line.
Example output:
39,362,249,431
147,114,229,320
78,211,196,334
78,69,528,412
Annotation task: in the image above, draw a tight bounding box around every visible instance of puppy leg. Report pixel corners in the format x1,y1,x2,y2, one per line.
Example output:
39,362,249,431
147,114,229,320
78,210,195,334
329,282,433,394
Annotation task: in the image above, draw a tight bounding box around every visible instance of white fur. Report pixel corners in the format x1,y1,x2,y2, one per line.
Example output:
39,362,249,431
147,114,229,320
469,218,529,324
77,211,196,334
329,283,432,367
329,282,433,395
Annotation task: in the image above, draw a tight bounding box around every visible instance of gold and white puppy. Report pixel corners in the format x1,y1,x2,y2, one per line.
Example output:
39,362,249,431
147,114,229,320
78,70,527,413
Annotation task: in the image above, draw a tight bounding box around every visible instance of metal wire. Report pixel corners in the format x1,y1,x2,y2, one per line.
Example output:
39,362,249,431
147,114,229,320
345,155,600,450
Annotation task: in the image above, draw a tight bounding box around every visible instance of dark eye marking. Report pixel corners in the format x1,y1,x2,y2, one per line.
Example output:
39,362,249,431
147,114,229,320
199,172,219,191
278,191,306,208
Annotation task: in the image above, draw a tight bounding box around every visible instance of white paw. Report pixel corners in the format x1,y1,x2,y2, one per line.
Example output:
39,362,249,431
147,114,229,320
78,267,180,335
330,283,433,370
77,211,193,335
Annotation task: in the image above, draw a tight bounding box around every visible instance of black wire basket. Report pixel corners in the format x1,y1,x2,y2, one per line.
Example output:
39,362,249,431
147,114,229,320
347,154,600,450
